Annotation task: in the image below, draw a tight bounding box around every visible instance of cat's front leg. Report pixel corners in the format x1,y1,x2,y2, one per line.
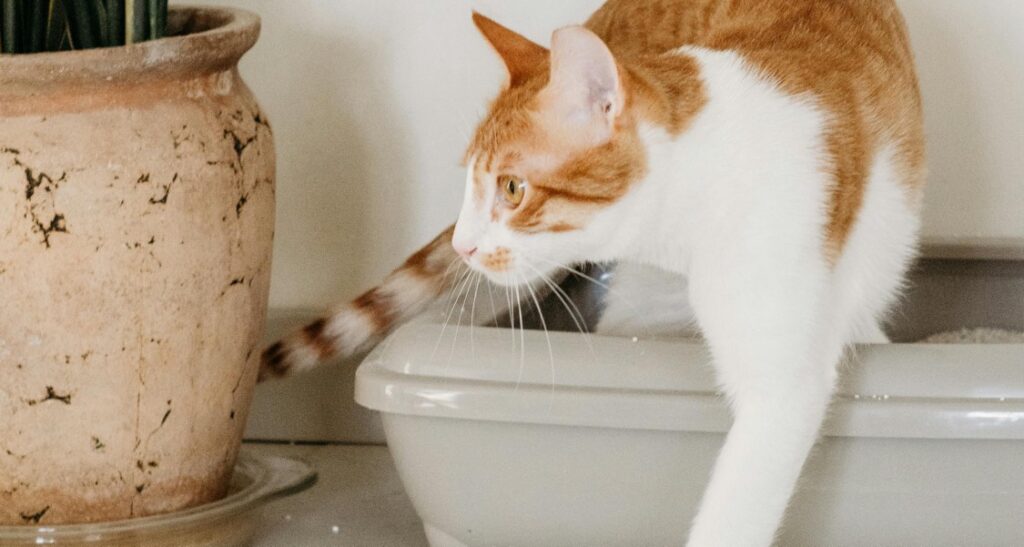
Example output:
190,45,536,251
684,256,846,546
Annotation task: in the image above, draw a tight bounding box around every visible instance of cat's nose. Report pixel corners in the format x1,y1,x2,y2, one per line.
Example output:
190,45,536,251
454,243,478,259
451,221,479,258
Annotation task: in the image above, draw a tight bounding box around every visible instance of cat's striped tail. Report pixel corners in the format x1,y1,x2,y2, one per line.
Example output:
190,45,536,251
259,225,458,381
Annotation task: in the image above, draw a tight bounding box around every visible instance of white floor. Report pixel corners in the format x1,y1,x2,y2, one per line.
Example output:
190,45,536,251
247,442,428,547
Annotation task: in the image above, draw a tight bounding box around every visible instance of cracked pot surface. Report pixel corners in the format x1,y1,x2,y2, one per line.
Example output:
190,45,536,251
0,7,275,525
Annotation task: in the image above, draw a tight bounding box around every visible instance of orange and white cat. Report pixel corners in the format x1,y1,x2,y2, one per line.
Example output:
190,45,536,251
264,1,924,544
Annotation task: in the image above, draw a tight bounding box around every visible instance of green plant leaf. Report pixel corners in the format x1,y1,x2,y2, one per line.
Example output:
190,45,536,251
106,0,123,45
61,15,73,50
1,0,166,53
156,0,165,37
146,0,166,40
92,0,108,47
66,0,97,49
25,0,46,52
2,0,20,54
126,0,143,44
44,0,68,51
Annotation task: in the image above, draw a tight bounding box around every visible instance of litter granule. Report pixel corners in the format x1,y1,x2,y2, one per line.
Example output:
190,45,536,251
919,327,1024,344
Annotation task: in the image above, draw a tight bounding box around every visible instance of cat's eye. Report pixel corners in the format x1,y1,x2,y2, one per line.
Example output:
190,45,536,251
498,175,526,207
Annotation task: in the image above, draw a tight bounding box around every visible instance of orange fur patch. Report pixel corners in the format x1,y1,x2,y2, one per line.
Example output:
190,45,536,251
472,12,549,88
480,247,513,272
404,224,457,279
352,288,394,332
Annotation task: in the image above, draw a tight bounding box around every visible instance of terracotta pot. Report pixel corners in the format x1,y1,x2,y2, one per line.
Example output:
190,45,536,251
0,7,274,524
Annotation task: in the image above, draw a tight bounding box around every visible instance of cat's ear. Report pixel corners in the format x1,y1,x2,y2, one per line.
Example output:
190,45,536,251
472,12,548,88
541,26,623,144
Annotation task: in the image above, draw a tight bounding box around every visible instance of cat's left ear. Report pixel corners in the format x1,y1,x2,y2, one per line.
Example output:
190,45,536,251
472,12,549,88
540,26,623,143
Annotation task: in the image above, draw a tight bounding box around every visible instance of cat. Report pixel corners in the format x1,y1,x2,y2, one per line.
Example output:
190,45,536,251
262,1,925,544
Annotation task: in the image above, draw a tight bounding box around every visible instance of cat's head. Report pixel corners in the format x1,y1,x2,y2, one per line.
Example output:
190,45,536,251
452,13,645,286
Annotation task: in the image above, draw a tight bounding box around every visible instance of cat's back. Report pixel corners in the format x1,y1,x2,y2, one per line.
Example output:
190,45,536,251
587,0,913,66
587,0,920,110
587,0,922,131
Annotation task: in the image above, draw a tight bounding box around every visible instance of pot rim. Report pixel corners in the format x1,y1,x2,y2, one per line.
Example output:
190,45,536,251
0,5,260,89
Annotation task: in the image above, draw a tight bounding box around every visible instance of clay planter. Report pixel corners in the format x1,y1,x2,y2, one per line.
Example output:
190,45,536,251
0,7,274,524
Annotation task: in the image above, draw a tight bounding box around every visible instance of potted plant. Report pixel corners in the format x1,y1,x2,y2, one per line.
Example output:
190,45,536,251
0,2,275,524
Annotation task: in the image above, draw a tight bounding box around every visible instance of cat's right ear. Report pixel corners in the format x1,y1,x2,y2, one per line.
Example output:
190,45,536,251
472,12,549,88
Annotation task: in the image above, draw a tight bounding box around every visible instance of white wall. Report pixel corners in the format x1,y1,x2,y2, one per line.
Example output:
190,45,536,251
899,0,1024,249
196,0,1021,310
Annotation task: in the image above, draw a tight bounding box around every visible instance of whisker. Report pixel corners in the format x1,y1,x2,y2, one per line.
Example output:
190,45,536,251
521,260,589,332
439,256,463,286
447,270,476,366
468,272,483,359
503,274,516,349
435,257,466,323
439,261,470,319
521,271,556,396
430,266,473,362
530,256,648,329
513,279,526,391
531,256,612,291
484,274,498,324
521,259,595,354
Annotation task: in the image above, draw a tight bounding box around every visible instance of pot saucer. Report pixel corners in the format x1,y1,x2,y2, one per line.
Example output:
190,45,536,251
0,450,316,546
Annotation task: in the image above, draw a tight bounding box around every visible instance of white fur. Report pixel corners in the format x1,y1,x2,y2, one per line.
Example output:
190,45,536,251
452,154,490,256
326,306,378,355
283,341,323,375
833,143,921,346
384,269,443,313
456,46,920,546
613,49,839,545
596,262,700,339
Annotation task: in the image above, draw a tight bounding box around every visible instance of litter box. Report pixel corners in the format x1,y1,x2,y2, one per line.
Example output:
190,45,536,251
355,258,1024,546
